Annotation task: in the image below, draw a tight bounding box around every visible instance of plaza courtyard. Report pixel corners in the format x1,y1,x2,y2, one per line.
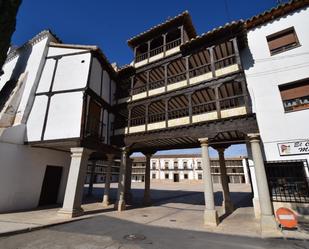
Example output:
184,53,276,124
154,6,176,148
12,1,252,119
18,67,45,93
0,182,308,249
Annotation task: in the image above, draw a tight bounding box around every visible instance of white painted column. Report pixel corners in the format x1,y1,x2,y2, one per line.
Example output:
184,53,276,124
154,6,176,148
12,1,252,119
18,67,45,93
58,147,91,218
248,133,277,231
102,154,114,207
217,147,234,214
143,153,152,205
199,138,219,226
115,147,128,211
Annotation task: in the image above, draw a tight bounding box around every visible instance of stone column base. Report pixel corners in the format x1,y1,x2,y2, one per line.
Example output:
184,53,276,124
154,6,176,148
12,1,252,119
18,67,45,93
252,197,261,219
204,209,219,226
115,200,126,211
261,214,278,235
102,195,109,207
223,200,234,214
58,207,84,218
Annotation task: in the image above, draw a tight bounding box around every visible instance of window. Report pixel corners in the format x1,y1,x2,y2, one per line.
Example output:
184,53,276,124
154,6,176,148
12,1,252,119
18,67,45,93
165,173,169,179
183,161,188,169
174,161,178,170
197,161,202,170
267,27,299,55
152,162,156,170
198,174,202,180
152,174,156,179
165,161,169,170
184,174,188,179
279,80,309,112
265,160,309,203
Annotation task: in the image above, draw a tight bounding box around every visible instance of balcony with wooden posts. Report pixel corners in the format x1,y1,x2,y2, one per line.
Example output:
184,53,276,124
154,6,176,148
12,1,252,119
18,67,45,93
118,38,242,103
113,79,251,136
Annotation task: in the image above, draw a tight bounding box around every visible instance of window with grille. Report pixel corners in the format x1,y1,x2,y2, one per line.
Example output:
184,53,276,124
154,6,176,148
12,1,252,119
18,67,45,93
265,160,309,203
267,27,299,55
279,79,309,112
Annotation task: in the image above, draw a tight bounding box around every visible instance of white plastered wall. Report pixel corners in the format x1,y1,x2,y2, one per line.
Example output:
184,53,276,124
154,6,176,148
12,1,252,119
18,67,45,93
242,7,309,163
0,143,70,212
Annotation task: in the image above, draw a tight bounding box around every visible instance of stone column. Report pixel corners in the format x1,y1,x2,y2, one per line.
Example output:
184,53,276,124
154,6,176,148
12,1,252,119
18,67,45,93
102,154,114,207
248,133,277,231
125,157,133,204
87,160,96,196
58,147,92,218
143,153,152,206
199,138,219,226
217,147,234,214
115,147,128,211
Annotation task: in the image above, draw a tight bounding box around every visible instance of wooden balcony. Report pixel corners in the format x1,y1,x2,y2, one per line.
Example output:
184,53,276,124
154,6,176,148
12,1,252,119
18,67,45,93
114,91,251,136
118,38,242,104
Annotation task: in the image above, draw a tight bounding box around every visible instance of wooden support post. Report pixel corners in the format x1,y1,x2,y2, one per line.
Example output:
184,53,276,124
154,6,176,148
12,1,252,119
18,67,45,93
240,79,250,113
208,46,216,78
127,108,131,134
164,64,168,92
185,56,190,85
215,86,221,119
147,40,151,63
146,70,150,97
180,25,184,44
163,33,167,57
130,76,134,101
232,38,242,70
187,93,192,124
133,46,137,66
145,103,149,132
165,98,169,128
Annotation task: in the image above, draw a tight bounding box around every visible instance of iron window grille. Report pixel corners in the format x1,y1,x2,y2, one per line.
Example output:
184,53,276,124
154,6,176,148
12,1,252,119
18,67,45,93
265,160,309,203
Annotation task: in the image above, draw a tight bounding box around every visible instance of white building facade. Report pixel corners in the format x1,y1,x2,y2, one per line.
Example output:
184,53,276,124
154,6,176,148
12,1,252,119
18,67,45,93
0,31,119,213
243,3,309,214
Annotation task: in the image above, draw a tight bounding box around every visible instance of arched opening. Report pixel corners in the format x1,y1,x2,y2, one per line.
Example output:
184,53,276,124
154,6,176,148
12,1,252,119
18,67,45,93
132,72,147,95
130,105,146,127
149,66,165,90
192,88,216,115
167,58,186,85
168,95,189,119
135,43,148,62
166,28,181,50
189,48,211,78
148,100,165,124
150,36,164,57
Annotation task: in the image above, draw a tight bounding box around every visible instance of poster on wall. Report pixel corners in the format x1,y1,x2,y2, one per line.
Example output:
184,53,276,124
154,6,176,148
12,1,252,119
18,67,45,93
278,140,309,156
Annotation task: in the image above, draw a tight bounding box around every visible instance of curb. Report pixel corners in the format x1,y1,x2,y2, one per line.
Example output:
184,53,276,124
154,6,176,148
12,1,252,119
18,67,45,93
0,215,93,238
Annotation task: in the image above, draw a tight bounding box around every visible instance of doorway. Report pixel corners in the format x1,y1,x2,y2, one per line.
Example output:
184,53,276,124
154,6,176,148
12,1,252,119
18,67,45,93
173,173,179,182
39,166,63,206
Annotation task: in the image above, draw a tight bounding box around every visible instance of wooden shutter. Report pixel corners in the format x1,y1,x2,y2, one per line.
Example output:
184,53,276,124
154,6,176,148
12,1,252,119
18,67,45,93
280,82,309,100
267,27,298,53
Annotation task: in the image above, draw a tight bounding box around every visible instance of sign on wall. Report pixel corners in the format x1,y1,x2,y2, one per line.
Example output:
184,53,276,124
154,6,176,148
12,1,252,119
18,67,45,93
278,140,309,156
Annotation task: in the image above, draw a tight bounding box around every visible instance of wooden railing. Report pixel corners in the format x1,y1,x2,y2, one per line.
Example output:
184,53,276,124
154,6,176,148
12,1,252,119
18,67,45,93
148,112,165,123
168,107,189,119
84,115,105,142
149,79,165,90
167,71,186,85
135,38,181,63
192,101,217,115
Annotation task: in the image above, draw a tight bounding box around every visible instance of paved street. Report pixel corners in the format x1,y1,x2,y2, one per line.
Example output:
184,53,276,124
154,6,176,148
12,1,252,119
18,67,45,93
0,209,307,249
0,182,308,249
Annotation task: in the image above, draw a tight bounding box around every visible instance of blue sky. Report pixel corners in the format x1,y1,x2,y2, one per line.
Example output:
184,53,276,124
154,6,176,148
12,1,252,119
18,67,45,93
11,0,284,157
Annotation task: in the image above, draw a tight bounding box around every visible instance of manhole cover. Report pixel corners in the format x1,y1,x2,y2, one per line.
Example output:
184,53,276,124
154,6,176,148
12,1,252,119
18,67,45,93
124,234,146,241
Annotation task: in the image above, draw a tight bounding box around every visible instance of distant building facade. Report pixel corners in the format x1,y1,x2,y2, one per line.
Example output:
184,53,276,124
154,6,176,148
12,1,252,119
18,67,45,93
131,155,249,184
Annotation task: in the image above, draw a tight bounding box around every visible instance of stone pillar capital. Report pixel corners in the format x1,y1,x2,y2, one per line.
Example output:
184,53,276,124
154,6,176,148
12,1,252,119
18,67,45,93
198,138,209,147
70,147,92,158
247,133,261,143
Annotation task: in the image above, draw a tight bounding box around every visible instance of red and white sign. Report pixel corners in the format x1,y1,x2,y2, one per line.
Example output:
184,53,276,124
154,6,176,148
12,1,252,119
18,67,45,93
278,140,309,156
276,207,298,229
